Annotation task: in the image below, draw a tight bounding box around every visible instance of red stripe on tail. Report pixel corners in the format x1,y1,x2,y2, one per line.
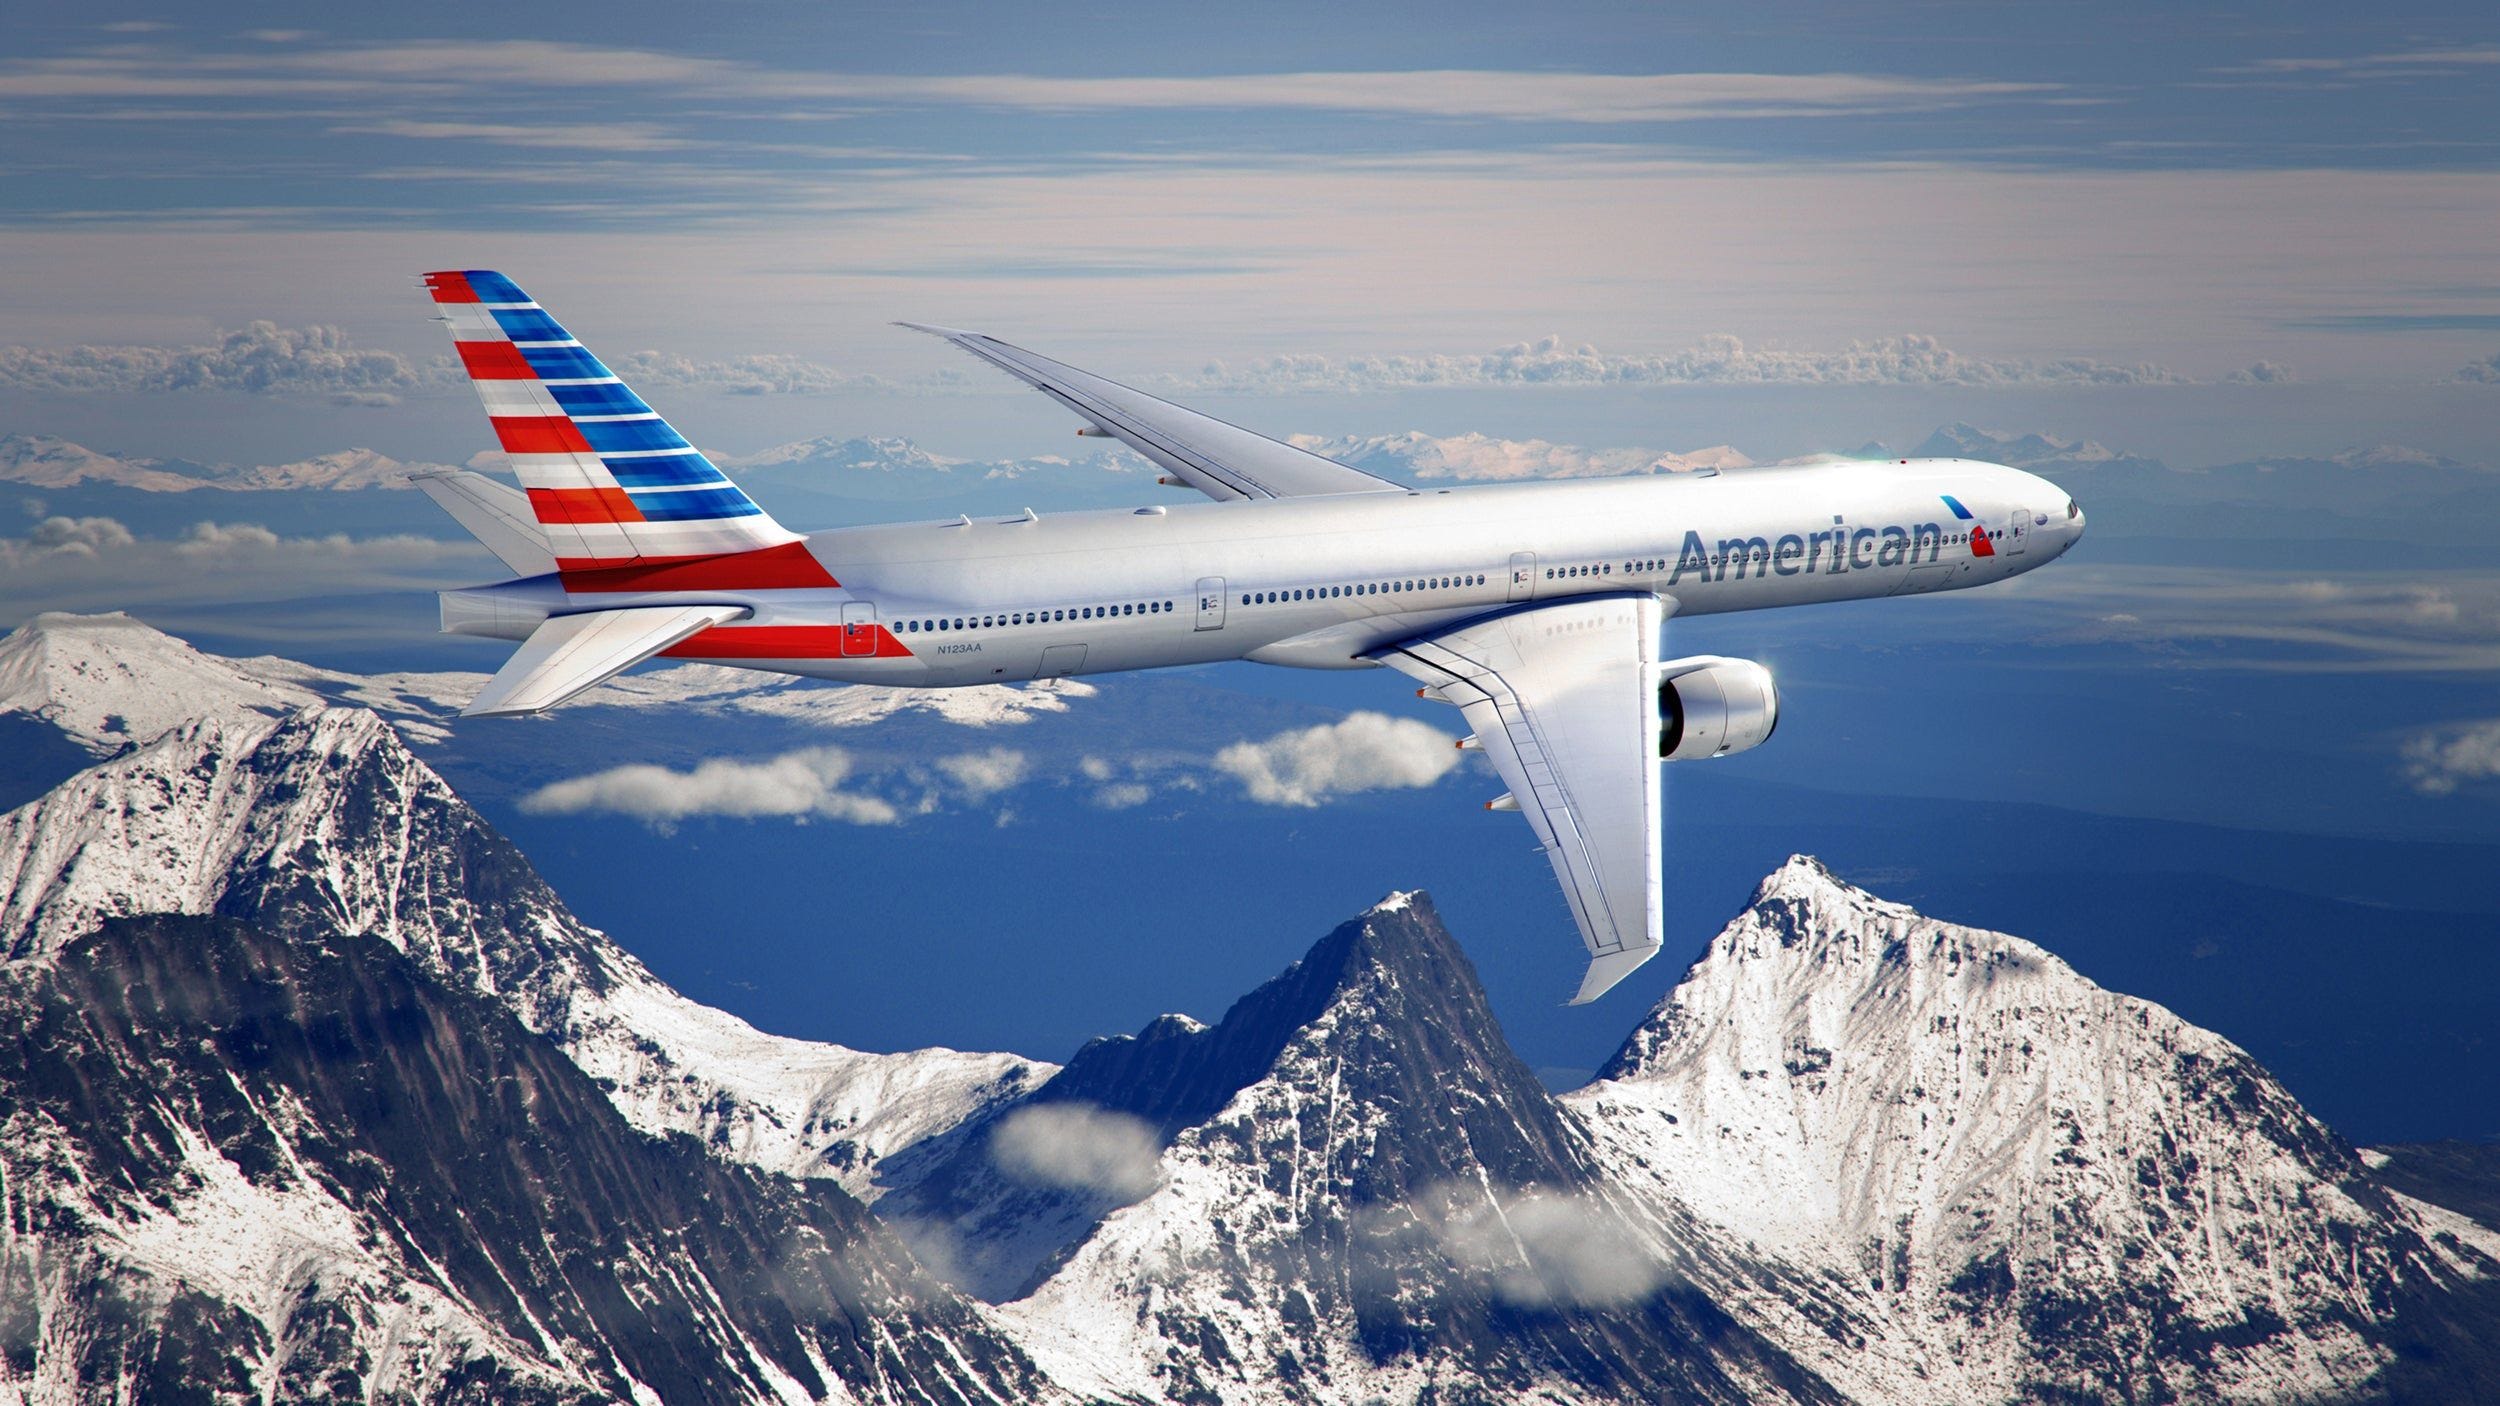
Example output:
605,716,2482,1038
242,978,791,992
457,340,536,379
493,416,593,454
423,271,480,304
527,486,643,524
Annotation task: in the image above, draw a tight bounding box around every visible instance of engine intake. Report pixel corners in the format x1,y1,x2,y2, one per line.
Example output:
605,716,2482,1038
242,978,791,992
1658,656,1779,760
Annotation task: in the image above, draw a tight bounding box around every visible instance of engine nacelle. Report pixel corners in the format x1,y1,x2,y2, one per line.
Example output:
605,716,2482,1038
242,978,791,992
1658,656,1779,760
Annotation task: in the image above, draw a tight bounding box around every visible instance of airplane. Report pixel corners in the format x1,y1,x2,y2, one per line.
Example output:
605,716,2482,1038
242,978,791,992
413,269,2084,1003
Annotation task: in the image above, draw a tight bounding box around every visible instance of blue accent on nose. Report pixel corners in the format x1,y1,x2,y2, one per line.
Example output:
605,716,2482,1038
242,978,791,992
1940,494,1975,520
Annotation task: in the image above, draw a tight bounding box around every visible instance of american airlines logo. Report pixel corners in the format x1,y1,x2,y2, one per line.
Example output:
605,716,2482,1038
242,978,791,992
1667,494,1990,585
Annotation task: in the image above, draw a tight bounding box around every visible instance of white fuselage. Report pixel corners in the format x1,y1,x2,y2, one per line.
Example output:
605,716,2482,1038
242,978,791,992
456,457,2083,684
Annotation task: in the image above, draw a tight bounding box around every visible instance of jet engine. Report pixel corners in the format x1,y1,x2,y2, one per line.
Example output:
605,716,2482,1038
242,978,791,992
1658,656,1779,760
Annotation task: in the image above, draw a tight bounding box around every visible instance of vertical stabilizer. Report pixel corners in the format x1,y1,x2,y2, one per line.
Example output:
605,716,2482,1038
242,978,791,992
421,270,804,571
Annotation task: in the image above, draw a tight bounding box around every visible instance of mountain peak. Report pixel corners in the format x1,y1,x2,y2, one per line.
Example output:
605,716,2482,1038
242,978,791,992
0,610,322,754
1578,861,2432,1403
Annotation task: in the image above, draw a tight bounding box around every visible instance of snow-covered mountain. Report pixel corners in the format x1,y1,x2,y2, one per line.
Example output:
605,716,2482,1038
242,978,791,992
0,432,452,491
1912,422,2152,470
5,614,2499,1401
971,891,1843,1404
1572,856,2500,1404
0,703,1046,1196
1,904,1056,1404
0,611,1096,759
948,865,2500,1405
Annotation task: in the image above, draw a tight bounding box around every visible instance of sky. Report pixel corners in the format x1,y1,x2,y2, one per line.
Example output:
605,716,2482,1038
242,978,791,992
1,0,2497,1139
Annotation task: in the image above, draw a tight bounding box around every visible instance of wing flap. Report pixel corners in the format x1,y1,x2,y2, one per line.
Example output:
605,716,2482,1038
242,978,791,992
1377,595,1665,1003
898,323,1405,502
464,604,747,718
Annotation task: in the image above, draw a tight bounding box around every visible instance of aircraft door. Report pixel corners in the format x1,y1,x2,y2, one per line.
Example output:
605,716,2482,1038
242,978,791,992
1508,551,1538,602
2005,507,2031,556
841,601,876,656
1195,576,1226,631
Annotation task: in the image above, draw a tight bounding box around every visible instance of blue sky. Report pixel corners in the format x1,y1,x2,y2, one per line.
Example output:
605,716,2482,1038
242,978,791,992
2,1,2497,1137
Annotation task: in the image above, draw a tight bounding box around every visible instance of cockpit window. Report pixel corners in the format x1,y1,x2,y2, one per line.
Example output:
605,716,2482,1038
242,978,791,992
2066,499,2080,519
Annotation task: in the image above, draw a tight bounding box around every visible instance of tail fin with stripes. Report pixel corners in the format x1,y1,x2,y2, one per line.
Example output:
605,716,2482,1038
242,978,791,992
421,269,812,575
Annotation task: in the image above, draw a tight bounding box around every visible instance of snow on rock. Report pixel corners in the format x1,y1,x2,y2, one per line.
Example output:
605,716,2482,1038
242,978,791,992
0,611,323,753
1571,854,2458,1405
0,433,207,491
0,702,1046,1196
3,612,1099,757
985,894,1837,1405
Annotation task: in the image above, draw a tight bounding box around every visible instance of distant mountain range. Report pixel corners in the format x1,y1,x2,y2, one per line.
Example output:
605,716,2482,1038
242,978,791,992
2,615,2496,1401
0,432,458,492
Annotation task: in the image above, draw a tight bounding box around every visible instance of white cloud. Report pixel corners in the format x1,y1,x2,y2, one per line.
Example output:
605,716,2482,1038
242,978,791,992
518,746,901,828
1298,430,1751,482
2402,721,2500,795
1172,333,2187,393
12,515,134,560
0,322,445,397
935,746,1029,798
1407,1184,1669,1308
1091,782,1152,810
1214,712,1463,807
2228,360,2297,385
2454,353,2500,385
606,349,870,395
987,1103,1162,1201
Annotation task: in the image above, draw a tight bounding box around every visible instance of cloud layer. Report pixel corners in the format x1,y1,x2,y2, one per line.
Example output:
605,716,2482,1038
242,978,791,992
0,514,480,619
1299,430,1751,482
1173,333,2187,393
0,323,445,400
1214,713,1464,807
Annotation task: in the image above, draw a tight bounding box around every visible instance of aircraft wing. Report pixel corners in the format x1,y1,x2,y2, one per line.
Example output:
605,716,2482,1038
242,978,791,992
898,323,1406,502
1374,595,1665,1004
465,604,748,718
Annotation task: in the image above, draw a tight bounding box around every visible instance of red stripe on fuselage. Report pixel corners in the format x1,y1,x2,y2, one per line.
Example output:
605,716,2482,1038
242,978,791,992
457,340,536,379
659,624,911,660
493,416,592,454
527,486,643,524
423,271,480,303
557,540,839,592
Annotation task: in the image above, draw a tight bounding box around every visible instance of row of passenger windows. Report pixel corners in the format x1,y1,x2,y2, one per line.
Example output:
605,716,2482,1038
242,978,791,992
901,601,1175,634
1240,573,1486,607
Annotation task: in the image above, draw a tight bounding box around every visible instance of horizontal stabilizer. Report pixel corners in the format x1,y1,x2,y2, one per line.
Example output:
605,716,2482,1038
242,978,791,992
413,470,557,577
464,604,746,718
